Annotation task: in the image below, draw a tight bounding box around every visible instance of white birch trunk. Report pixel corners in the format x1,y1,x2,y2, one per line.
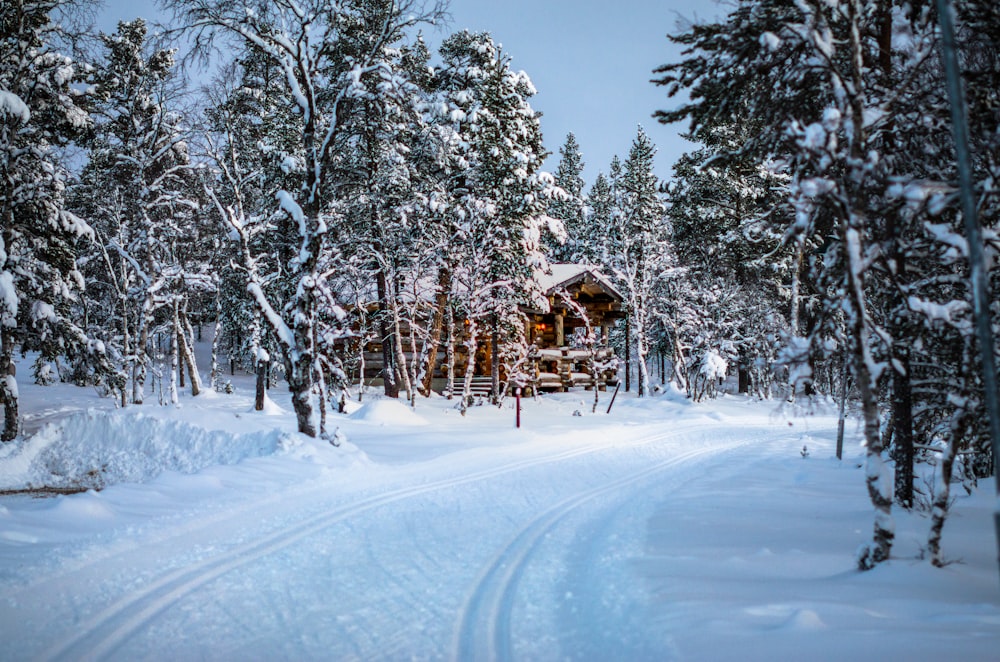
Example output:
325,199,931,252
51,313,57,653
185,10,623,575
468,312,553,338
168,324,179,406
460,319,479,416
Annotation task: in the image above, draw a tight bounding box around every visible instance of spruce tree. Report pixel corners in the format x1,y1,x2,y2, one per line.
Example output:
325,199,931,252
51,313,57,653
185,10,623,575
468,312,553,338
0,0,113,440
608,126,669,397
436,30,557,407
545,132,585,262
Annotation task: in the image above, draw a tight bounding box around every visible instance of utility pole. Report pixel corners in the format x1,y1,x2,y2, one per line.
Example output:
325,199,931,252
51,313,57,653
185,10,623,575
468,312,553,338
935,0,1000,583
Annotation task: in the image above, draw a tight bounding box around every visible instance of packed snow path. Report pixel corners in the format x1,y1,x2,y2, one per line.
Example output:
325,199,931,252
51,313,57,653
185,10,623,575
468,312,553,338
2,413,791,660
2,390,998,660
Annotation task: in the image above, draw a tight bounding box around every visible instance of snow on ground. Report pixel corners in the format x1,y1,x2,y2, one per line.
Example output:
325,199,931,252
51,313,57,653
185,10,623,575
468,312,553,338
0,362,998,661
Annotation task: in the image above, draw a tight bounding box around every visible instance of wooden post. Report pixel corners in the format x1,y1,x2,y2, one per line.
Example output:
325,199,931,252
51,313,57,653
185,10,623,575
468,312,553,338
554,312,565,347
606,382,621,414
255,357,268,411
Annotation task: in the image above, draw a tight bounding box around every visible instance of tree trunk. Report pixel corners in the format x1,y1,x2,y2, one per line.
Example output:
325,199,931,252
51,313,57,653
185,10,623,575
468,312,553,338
376,270,399,398
490,313,500,404
133,307,149,405
390,295,413,405
255,353,268,412
288,285,318,437
120,283,131,407
635,310,650,398
460,319,479,415
178,345,185,389
846,227,894,570
624,312,631,392
419,266,451,396
0,330,18,441
446,309,456,399
790,240,803,333
928,406,967,567
845,0,892,570
313,328,328,437
384,260,412,404
210,298,221,392
356,334,366,402
168,318,179,406
180,308,202,396
892,344,914,507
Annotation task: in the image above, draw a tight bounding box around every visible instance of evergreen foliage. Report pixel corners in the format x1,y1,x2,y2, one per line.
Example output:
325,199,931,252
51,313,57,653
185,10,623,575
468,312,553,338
0,0,113,440
545,132,584,262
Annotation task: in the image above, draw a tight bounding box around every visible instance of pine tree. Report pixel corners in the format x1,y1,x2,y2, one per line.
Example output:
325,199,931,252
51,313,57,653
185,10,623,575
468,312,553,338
435,30,558,407
545,132,585,262
0,0,114,440
607,126,669,397
581,171,613,267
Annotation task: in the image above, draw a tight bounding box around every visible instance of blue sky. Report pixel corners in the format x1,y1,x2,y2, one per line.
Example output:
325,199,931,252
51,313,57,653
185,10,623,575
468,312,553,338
439,0,702,185
97,0,709,187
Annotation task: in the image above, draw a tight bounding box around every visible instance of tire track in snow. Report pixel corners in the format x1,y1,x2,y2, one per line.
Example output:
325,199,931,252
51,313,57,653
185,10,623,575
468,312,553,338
39,429,681,662
452,426,805,662
553,428,813,661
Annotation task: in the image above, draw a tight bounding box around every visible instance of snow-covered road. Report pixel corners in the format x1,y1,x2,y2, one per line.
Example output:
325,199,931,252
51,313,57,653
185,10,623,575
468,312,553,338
2,407,792,661
2,386,998,661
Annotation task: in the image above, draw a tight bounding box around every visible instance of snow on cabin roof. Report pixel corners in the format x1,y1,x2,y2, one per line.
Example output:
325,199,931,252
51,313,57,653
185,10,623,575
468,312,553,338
534,263,623,301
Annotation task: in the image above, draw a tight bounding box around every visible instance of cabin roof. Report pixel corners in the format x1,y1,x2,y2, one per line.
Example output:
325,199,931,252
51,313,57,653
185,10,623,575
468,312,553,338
534,263,623,302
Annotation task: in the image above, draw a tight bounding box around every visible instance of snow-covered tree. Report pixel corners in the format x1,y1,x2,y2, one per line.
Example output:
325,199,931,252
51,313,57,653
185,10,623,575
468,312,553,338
657,0,899,565
170,0,443,436
335,30,440,404
74,18,207,406
657,0,1000,568
663,113,792,397
434,30,558,408
580,172,614,267
607,126,669,397
544,132,585,262
199,48,304,407
0,0,115,440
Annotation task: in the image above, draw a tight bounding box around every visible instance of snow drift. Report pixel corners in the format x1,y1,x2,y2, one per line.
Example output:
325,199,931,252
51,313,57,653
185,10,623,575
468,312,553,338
0,409,294,492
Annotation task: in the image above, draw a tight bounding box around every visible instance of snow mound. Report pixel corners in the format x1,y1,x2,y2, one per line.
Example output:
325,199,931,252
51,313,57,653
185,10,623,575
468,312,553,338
249,392,287,416
0,409,293,492
348,400,429,426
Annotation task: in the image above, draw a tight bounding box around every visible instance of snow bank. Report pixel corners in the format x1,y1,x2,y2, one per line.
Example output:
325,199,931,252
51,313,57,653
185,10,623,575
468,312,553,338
348,399,429,426
0,409,293,492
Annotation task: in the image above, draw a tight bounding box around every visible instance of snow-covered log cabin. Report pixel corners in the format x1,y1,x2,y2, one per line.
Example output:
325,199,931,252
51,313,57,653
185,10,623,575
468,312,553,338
340,263,625,396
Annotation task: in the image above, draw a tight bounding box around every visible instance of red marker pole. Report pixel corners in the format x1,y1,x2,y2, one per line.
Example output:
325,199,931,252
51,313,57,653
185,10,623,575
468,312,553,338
516,388,521,429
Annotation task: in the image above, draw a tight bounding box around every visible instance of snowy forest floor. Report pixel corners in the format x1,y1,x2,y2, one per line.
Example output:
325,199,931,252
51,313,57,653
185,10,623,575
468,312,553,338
0,361,998,661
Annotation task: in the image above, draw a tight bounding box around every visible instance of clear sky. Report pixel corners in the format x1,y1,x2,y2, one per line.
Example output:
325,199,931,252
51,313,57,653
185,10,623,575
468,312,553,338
439,0,702,185
95,0,710,187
